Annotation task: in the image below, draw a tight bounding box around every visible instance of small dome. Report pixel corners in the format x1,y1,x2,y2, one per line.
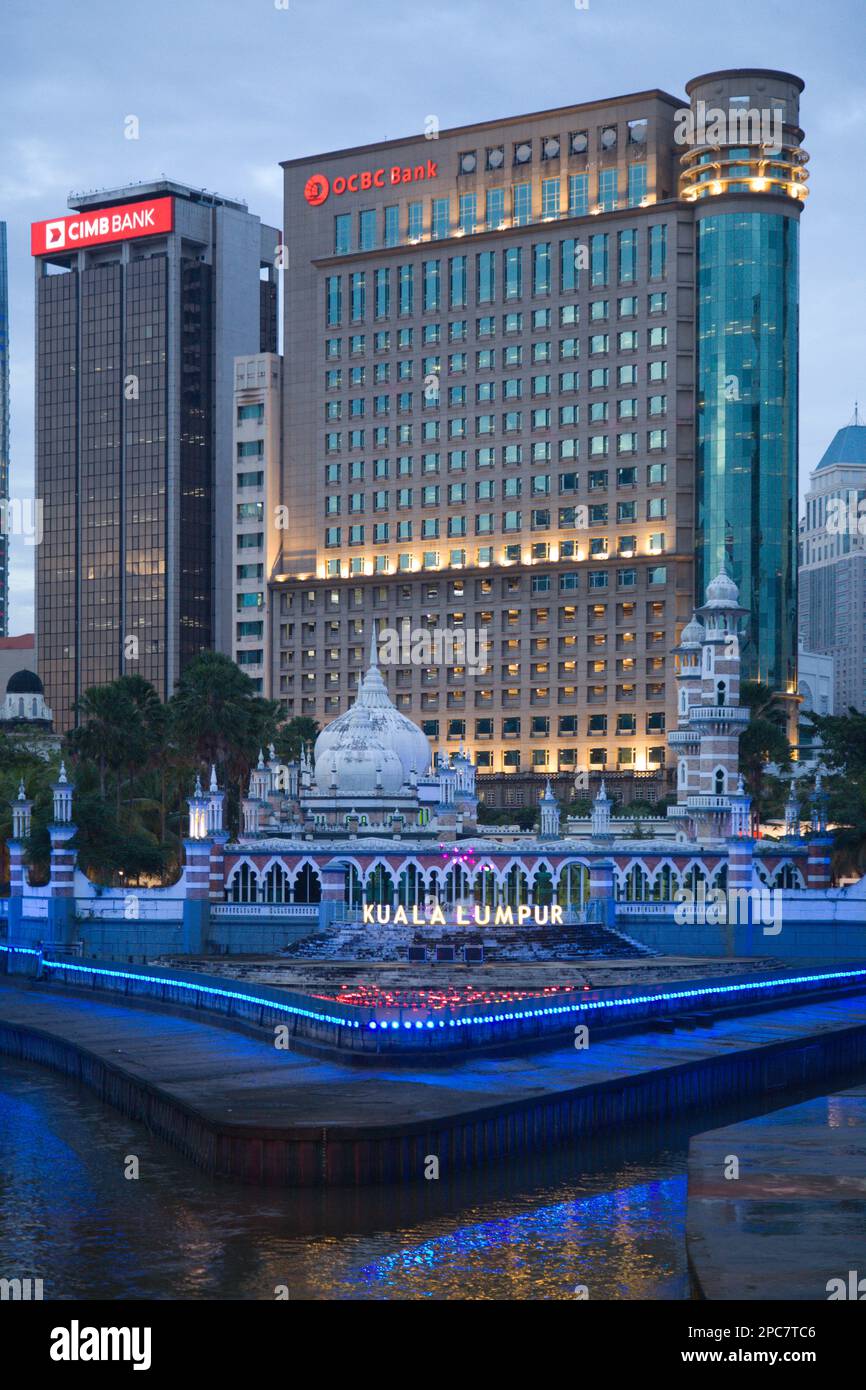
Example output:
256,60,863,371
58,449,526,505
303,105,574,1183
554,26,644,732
679,615,703,647
6,668,43,695
705,572,740,605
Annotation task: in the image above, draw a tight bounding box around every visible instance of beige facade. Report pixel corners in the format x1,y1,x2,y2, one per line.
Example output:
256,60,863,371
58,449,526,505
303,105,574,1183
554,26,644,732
272,86,704,776
232,354,282,696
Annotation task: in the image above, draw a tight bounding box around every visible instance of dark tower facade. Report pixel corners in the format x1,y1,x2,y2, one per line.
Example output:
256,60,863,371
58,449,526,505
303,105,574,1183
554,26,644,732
33,181,279,732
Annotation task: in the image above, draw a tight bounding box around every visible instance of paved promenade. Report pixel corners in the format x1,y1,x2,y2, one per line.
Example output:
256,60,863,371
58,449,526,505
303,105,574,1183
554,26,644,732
3,977,866,1186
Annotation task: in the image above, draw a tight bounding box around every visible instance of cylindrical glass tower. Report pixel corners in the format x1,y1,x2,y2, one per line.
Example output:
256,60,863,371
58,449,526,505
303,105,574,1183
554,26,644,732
682,70,808,700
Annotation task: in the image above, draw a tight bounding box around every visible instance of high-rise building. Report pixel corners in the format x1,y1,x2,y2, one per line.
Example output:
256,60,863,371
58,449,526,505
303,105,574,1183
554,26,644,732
799,414,866,714
264,69,807,784
0,222,9,637
232,353,282,696
32,180,280,732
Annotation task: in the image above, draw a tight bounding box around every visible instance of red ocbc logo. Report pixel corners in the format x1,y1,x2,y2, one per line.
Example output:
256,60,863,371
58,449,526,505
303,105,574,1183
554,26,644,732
304,174,330,206
303,160,438,206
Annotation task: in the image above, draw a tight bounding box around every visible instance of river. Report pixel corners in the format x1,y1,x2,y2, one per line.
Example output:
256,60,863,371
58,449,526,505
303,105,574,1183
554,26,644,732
2,1055,863,1300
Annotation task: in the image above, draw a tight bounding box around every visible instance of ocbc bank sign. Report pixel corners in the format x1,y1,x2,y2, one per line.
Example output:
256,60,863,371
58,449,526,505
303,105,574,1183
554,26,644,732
304,159,438,206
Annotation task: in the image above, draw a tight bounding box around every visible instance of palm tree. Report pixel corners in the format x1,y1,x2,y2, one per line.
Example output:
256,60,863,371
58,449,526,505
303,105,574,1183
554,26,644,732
169,651,280,831
68,684,147,804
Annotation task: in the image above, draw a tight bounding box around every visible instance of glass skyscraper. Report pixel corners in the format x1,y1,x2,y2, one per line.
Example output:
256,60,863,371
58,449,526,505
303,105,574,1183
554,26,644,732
686,71,807,702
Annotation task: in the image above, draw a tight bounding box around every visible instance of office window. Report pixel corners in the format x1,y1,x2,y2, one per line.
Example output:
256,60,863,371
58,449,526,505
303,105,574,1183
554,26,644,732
359,209,377,251
532,242,551,295
504,245,522,300
541,177,560,218
590,233,609,287
598,168,618,211
618,229,637,284
477,251,496,304
384,205,400,247
628,163,647,207
450,255,467,308
458,192,477,234
568,173,589,216
423,260,441,312
326,275,342,326
513,182,532,226
350,272,365,322
407,200,424,240
649,223,668,279
334,213,350,256
486,187,505,228
399,264,414,316
432,196,450,239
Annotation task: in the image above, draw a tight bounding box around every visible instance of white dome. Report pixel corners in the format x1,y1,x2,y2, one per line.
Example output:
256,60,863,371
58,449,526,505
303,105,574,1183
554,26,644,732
679,614,703,647
704,571,740,605
314,642,431,794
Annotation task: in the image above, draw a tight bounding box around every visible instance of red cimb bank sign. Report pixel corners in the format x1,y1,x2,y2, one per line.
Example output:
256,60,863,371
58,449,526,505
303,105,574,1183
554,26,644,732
31,197,174,256
304,160,438,206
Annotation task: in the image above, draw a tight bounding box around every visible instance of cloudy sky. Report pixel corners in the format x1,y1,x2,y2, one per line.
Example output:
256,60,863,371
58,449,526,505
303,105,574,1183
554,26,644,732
3,0,864,631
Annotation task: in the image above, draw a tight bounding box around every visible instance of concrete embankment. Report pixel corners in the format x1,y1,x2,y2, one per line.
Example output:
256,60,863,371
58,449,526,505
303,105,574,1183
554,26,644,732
687,1084,866,1300
2,978,866,1187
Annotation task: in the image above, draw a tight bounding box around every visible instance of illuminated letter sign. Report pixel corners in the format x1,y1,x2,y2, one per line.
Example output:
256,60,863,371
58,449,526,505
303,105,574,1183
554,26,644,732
303,160,438,205
31,198,174,256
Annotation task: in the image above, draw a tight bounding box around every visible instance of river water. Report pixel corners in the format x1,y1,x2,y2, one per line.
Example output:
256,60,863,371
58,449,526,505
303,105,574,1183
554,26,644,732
1,1056,862,1301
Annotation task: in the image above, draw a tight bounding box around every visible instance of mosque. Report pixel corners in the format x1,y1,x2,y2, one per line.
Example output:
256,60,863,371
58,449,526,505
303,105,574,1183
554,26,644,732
208,574,820,922
6,576,836,960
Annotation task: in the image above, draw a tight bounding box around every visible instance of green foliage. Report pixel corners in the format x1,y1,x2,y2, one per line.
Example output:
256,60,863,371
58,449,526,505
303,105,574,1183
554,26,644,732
275,715,320,763
738,681,792,832
802,709,866,878
1,653,300,886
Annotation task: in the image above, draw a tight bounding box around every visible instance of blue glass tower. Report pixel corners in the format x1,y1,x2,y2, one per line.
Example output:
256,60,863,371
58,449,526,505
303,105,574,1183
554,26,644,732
682,71,807,703
0,222,8,636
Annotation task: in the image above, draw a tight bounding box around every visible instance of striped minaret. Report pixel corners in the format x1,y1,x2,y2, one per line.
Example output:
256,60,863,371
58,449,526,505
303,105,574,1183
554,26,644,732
588,856,616,926
319,857,348,930
9,781,32,899
184,774,213,901
806,836,833,890
48,763,76,901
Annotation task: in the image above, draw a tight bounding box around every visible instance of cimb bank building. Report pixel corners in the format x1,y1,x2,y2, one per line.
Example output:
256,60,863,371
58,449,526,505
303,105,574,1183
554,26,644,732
32,180,280,733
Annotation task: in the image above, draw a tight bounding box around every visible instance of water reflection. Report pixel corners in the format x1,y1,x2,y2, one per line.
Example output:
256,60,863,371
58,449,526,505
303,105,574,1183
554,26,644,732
1,1056,864,1300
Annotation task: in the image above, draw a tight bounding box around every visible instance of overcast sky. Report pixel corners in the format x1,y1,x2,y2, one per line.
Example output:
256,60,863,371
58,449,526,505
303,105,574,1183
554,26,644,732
2,0,864,632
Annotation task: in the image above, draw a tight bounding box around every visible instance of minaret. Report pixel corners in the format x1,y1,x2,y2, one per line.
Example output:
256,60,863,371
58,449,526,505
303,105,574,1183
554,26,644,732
591,780,613,838
670,573,751,842
183,774,213,953
784,782,801,839
8,781,33,918
206,766,230,902
539,780,561,838
669,614,704,801
46,761,76,942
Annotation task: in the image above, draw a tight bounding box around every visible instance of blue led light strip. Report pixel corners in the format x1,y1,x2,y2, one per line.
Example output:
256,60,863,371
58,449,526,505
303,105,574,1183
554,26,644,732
365,967,866,1030
2,945,865,1038
0,945,358,1029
